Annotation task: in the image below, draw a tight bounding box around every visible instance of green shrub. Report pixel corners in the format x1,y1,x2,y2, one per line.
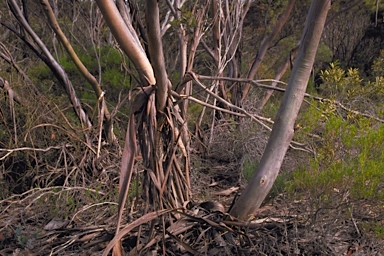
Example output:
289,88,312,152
286,60,384,203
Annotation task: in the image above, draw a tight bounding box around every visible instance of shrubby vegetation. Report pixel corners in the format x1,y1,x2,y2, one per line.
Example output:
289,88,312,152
28,45,131,101
1,0,383,254
284,54,384,202
237,51,384,235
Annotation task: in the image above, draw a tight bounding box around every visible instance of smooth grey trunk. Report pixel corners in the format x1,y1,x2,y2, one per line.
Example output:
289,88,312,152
230,0,331,221
146,0,168,112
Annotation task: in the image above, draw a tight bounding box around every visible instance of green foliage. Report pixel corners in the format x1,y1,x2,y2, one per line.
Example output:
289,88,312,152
314,43,333,71
266,171,290,200
169,4,198,29
187,102,204,129
288,102,384,202
318,61,384,119
361,221,384,240
26,45,132,128
28,45,131,100
319,62,363,98
34,186,120,220
242,157,258,181
261,99,280,118
363,0,384,12
60,45,131,93
15,226,41,249
283,59,384,217
277,36,297,56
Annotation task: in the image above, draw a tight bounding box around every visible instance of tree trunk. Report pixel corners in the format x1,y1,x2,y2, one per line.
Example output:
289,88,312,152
95,0,155,86
230,0,331,221
146,0,168,112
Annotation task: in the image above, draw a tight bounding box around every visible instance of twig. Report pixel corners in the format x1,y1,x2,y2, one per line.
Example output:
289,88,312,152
97,91,105,158
172,88,313,154
189,72,273,131
350,206,361,237
0,186,105,207
70,202,118,224
196,74,287,92
187,73,314,154
0,144,73,161
50,228,105,255
196,73,384,123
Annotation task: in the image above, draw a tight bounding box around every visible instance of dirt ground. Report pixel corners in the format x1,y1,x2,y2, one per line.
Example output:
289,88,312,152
1,157,383,256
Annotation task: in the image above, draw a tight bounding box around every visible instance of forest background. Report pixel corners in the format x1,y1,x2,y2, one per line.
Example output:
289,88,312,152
0,0,383,255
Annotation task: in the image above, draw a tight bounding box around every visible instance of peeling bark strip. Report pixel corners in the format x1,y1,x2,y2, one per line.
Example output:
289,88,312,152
230,0,331,221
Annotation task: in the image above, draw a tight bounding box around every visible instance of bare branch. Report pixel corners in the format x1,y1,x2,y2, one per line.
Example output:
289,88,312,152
195,74,384,123
41,0,116,142
0,144,72,161
7,0,92,130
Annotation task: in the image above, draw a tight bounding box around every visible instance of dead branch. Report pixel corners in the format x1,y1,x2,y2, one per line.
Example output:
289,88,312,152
196,74,384,123
173,74,314,154
7,0,92,130
41,0,115,143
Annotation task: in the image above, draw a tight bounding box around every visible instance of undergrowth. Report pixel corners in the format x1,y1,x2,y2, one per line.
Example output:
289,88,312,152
287,61,384,203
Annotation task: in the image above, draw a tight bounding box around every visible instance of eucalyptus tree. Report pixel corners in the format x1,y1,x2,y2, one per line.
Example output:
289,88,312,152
94,1,253,254
230,0,331,220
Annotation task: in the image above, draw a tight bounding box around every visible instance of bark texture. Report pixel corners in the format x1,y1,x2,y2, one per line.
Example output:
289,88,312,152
230,0,331,221
95,0,155,86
